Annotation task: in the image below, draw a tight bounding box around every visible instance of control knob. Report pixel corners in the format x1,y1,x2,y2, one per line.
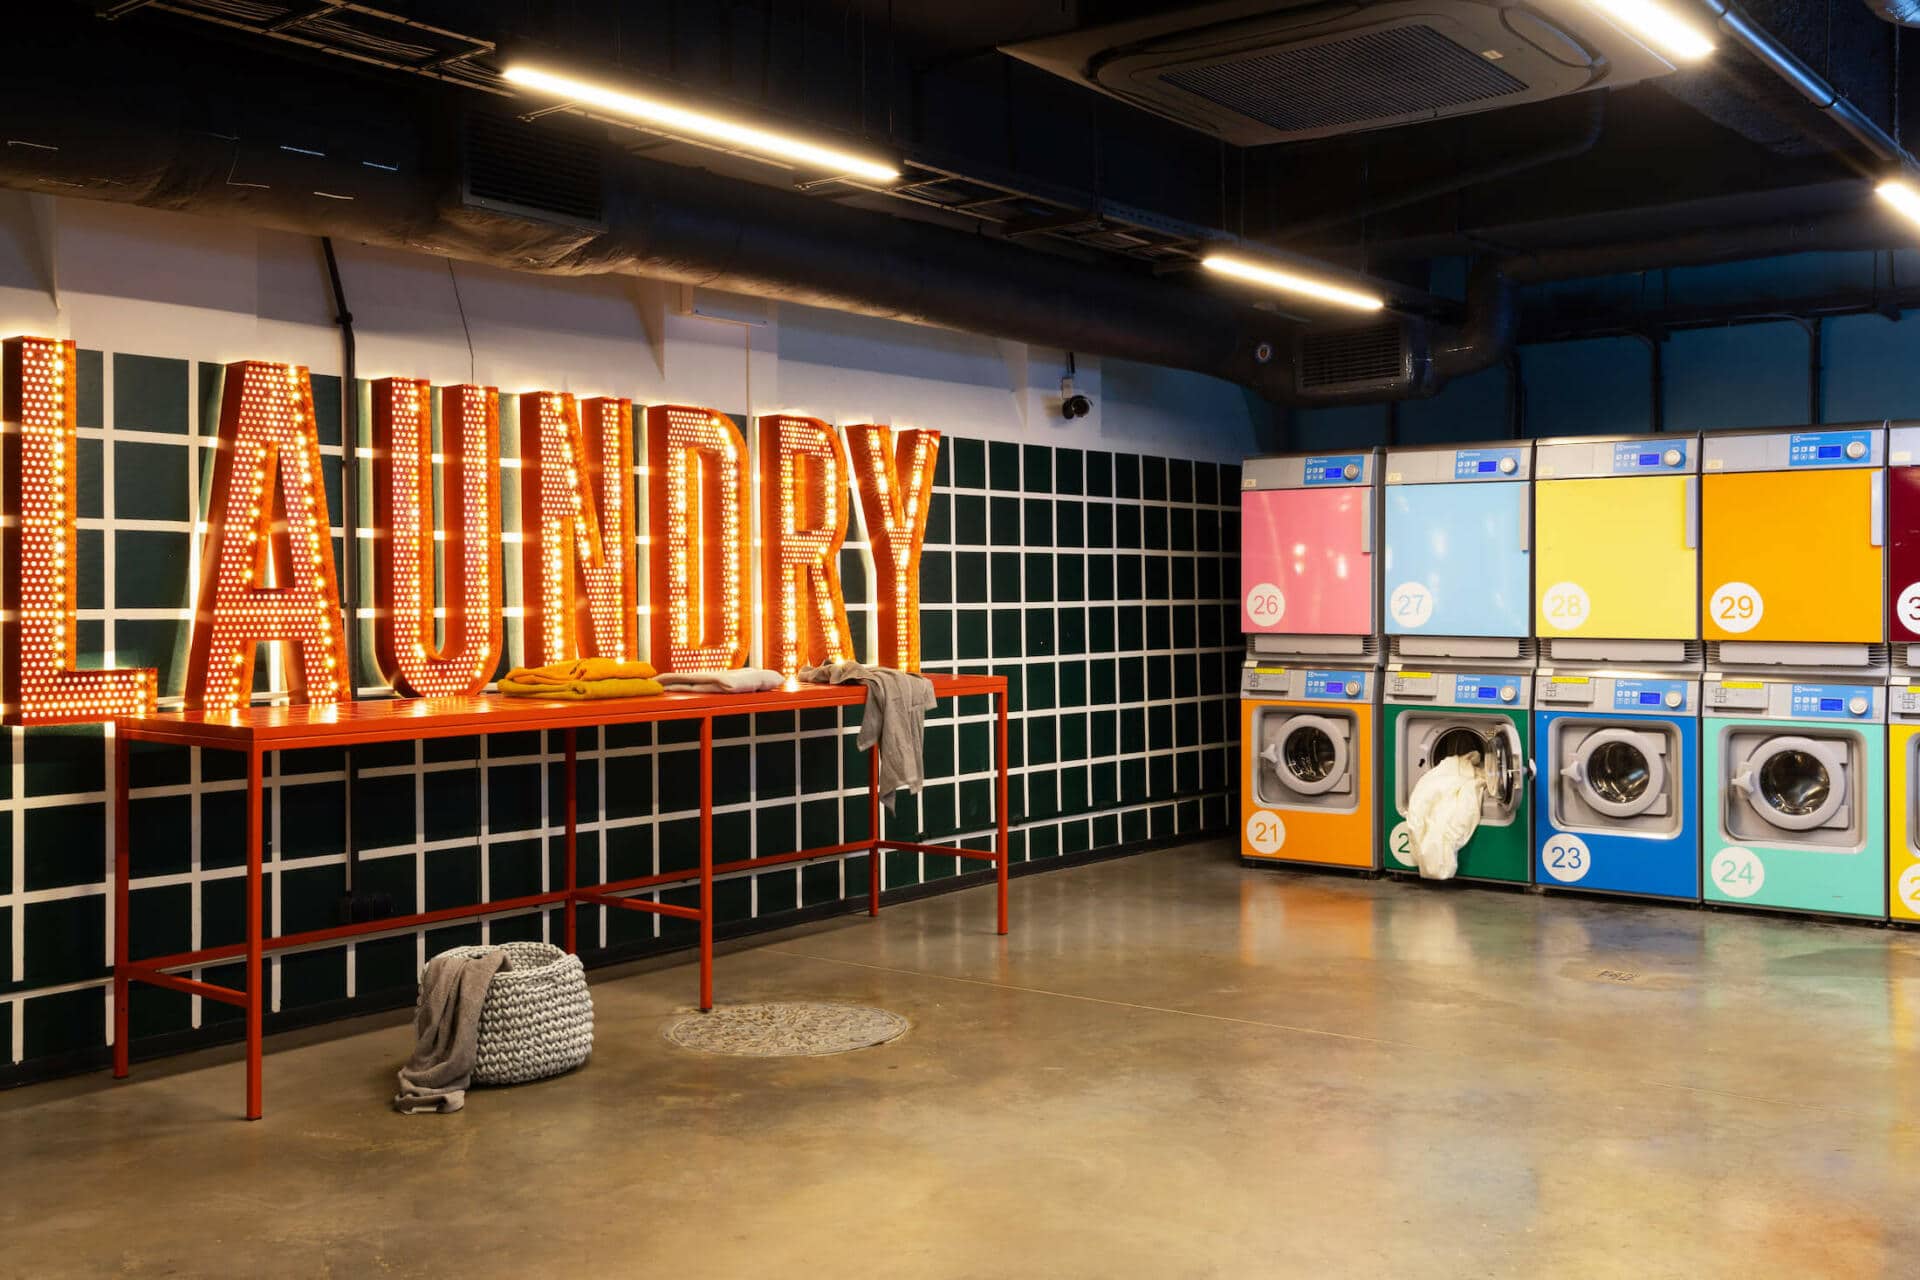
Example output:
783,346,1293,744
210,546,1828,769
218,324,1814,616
1849,695,1870,716
1664,690,1684,709
1498,686,1518,703
1846,439,1868,460
1662,448,1682,467
1497,456,1518,474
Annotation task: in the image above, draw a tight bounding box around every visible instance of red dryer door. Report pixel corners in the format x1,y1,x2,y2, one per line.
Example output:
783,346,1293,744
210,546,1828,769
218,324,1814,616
1892,467,1920,641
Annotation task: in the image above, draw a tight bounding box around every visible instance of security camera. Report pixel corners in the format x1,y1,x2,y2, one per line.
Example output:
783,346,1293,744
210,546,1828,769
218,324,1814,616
1062,392,1092,420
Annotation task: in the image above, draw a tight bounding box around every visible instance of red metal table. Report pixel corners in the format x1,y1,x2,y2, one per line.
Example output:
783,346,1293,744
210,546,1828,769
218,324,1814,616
111,674,1010,1119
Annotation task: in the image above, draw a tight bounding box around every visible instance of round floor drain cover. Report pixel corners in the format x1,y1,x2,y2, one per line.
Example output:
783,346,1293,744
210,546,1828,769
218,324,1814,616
665,1002,908,1057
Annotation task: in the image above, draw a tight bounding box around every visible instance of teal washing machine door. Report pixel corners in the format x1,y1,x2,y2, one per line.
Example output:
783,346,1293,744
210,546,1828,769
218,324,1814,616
1384,482,1530,637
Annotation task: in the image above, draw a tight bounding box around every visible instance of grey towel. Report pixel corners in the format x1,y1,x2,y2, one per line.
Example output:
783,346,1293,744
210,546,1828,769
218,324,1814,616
800,662,936,812
393,946,510,1114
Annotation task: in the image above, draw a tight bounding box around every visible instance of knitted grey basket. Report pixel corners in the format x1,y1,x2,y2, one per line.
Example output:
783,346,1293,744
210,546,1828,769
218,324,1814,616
434,942,594,1086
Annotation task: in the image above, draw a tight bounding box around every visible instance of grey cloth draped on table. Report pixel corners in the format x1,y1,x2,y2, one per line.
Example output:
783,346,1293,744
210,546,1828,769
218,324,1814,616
798,663,936,812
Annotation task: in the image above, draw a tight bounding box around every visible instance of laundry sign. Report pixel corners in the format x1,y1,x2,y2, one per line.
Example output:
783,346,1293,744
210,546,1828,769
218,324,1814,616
0,338,936,724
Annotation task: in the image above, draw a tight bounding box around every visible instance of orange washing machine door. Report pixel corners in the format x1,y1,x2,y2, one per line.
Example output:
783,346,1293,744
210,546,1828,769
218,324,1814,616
1701,435,1885,644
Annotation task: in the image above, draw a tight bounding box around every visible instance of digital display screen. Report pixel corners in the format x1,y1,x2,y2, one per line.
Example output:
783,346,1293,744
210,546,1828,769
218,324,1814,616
1818,444,1842,459
1820,697,1843,711
1476,460,1498,473
1638,452,1659,466
1478,686,1497,699
1322,466,1345,479
1322,681,1344,694
1639,691,1661,705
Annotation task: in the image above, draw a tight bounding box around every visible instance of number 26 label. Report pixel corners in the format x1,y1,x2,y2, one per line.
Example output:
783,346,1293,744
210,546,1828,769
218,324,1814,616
1709,581,1764,634
1245,582,1286,626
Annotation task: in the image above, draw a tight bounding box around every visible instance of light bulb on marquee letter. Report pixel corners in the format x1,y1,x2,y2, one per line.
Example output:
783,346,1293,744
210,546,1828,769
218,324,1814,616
371,379,503,697
847,425,940,672
185,361,349,713
519,392,637,667
758,414,853,678
1,337,157,724
647,405,750,672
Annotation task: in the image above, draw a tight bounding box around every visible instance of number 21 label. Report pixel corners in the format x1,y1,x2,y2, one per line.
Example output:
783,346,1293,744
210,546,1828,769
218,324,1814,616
1709,581,1764,634
1244,810,1286,856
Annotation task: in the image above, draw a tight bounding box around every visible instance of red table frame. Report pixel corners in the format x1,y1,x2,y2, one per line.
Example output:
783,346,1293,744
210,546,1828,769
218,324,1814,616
111,674,1009,1119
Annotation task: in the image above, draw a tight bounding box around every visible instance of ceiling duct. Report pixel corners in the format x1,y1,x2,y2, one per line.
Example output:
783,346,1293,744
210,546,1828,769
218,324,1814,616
1864,0,1920,26
1002,0,1680,144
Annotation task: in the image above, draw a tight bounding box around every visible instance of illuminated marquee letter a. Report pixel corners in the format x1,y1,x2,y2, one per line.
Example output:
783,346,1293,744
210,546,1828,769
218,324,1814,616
847,426,939,672
1,337,157,724
185,361,349,713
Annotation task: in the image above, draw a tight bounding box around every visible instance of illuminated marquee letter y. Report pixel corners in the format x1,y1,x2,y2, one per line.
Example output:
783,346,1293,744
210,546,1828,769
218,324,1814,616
847,425,939,671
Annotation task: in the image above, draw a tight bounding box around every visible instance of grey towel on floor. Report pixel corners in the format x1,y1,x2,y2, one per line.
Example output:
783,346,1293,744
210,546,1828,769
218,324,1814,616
800,662,936,812
393,946,510,1114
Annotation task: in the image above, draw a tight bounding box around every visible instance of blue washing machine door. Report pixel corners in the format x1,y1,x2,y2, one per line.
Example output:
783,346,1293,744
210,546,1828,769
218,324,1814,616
1384,482,1530,637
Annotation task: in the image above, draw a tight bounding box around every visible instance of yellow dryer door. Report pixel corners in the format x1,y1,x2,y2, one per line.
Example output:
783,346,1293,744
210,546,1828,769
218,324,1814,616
1535,475,1696,639
1702,469,1884,643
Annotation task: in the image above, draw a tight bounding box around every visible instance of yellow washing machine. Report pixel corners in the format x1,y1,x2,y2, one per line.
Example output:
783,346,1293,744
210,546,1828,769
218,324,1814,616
1892,685,1920,922
1241,665,1377,870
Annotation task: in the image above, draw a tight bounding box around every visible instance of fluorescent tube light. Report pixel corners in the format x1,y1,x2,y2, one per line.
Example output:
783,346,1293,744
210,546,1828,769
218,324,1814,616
1877,178,1920,227
1200,254,1385,312
502,64,900,182
1588,0,1714,62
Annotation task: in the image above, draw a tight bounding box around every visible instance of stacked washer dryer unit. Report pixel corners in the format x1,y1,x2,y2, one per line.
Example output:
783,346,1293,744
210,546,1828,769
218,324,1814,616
1700,426,1888,919
1882,424,1920,922
1238,451,1383,870
1379,442,1534,884
1530,435,1703,900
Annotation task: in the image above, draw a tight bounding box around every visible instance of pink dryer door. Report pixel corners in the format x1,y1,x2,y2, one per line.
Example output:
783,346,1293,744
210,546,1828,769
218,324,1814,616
1240,487,1373,635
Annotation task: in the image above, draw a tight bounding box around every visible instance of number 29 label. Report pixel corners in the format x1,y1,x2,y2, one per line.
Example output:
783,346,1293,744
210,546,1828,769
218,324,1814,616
1710,581,1764,634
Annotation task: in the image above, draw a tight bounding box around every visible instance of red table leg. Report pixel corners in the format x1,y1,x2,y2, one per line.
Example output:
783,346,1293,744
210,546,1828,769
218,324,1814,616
112,730,131,1079
563,727,577,955
868,745,882,916
698,715,714,1012
244,746,264,1121
996,688,1009,936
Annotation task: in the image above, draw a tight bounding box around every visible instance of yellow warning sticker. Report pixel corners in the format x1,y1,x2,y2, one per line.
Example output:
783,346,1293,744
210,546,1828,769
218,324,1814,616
1720,680,1764,689
1550,676,1590,684
1398,671,1433,680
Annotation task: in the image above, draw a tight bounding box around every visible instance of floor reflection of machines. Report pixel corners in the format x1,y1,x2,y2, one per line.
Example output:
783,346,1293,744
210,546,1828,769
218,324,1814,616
1239,450,1382,870
1380,442,1535,883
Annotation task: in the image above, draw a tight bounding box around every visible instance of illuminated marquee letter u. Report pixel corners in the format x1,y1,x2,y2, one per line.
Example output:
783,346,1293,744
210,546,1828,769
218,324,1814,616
371,379,503,697
647,405,750,672
847,426,939,671
1,337,157,723
759,414,853,678
185,361,349,712
519,391,638,668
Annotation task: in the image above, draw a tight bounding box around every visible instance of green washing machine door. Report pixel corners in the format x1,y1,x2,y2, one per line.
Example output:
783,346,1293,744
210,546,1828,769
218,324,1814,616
1381,701,1534,884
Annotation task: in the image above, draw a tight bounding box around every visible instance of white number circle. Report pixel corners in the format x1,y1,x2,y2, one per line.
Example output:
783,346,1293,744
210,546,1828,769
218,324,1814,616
1244,810,1286,856
1710,581,1765,634
1245,582,1286,626
1387,820,1416,868
1900,864,1920,916
1389,582,1435,629
1898,583,1920,629
1713,847,1765,899
1541,832,1591,883
1541,582,1591,632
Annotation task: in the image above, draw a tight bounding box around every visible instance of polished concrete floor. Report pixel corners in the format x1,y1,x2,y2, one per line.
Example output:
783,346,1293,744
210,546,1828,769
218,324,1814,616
7,841,1920,1278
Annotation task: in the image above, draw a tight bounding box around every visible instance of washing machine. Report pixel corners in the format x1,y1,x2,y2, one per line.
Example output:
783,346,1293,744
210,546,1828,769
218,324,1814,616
1239,450,1380,662
1383,441,1532,662
1702,677,1886,919
1240,666,1376,869
1380,669,1533,884
1533,433,1699,667
1701,425,1886,662
1890,682,1920,923
1533,674,1699,900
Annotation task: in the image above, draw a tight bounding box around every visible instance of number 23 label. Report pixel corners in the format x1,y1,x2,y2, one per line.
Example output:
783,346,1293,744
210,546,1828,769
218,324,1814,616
1709,581,1764,634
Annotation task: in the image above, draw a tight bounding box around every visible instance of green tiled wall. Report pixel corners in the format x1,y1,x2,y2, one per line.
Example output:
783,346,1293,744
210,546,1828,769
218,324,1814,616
0,350,1241,1077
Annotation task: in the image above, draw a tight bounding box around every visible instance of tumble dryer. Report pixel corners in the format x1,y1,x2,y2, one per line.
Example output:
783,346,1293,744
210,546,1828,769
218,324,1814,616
1701,678,1886,919
1534,674,1699,900
1380,670,1533,884
1240,666,1377,869
1239,451,1380,659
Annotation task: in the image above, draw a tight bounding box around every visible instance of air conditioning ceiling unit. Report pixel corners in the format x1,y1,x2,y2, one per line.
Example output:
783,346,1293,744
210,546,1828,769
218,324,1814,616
1003,1,1682,145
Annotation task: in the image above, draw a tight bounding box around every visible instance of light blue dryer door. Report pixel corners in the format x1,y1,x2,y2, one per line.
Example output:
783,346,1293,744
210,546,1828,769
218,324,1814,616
1384,482,1530,637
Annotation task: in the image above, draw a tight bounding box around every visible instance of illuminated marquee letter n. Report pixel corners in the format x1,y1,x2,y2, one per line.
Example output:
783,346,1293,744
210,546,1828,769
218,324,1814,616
186,361,349,713
647,405,749,672
1,337,157,723
847,426,939,671
371,379,503,697
519,392,638,668
758,414,853,678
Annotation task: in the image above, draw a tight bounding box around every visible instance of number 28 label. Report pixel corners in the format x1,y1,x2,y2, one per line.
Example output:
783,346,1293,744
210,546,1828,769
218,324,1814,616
1540,582,1590,632
1710,581,1764,634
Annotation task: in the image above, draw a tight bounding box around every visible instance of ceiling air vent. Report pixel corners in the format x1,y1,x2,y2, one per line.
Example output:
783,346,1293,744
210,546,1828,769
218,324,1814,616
1296,322,1412,397
1004,1,1679,145
462,111,605,229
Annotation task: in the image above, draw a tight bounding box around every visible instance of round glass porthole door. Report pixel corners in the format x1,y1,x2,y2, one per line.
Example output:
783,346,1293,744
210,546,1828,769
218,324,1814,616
1430,722,1522,812
1567,729,1664,819
1737,736,1846,832
1263,715,1348,797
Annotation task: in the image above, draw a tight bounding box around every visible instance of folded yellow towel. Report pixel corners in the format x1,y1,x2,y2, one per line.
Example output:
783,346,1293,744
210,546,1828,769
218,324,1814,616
499,676,664,700
503,658,658,686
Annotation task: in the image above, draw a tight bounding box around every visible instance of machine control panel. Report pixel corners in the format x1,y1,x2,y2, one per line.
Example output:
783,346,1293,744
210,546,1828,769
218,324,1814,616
1610,441,1688,473
1704,679,1885,720
1538,675,1696,713
1301,454,1366,487
1890,683,1920,721
1389,672,1527,707
1611,678,1693,714
1241,666,1372,700
1540,675,1595,705
1535,435,1699,479
1243,451,1374,490
1786,429,1874,468
1452,447,1523,480
1386,442,1531,484
1787,683,1878,718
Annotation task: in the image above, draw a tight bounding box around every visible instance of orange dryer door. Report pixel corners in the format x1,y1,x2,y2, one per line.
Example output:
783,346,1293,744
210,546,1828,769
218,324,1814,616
1702,469,1884,643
